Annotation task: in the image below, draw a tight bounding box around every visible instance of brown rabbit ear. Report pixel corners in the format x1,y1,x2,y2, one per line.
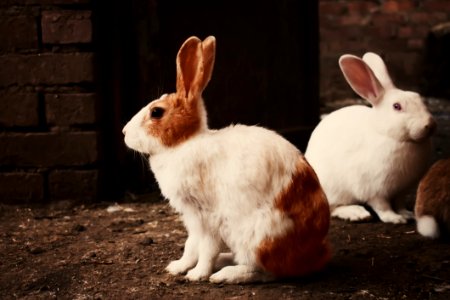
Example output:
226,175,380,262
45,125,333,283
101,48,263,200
198,36,216,92
176,36,216,100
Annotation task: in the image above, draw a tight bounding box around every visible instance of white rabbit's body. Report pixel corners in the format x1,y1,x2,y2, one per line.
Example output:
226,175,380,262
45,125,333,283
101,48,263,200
123,36,330,283
307,105,432,222
305,53,435,224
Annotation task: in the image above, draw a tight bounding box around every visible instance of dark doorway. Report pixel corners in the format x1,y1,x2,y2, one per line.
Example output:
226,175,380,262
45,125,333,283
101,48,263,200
94,0,319,199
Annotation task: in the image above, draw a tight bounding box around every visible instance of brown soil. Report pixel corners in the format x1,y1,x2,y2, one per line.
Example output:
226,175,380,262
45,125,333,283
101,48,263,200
0,195,449,300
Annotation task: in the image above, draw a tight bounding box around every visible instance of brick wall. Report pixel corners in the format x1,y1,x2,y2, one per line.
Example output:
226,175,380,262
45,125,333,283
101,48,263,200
0,0,98,204
320,0,450,102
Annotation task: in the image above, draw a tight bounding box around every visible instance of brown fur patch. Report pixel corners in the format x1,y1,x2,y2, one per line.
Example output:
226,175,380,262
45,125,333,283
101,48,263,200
146,93,202,147
257,158,331,277
415,158,450,233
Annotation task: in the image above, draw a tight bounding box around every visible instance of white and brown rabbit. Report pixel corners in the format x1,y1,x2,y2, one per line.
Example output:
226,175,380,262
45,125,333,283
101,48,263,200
415,158,450,239
305,52,436,224
122,36,331,283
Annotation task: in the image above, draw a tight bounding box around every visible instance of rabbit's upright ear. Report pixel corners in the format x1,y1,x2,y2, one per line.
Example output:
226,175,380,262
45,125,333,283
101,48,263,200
339,54,384,106
199,36,216,90
362,52,395,90
176,36,216,101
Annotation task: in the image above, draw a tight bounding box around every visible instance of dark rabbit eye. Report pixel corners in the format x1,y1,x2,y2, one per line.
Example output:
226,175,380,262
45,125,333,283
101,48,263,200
393,103,402,111
150,107,165,119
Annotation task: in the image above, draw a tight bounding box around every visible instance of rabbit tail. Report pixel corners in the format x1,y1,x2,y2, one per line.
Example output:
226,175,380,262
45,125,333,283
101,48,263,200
417,215,440,239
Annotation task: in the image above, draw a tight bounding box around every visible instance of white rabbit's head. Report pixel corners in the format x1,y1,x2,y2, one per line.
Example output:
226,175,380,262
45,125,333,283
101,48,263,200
339,52,436,143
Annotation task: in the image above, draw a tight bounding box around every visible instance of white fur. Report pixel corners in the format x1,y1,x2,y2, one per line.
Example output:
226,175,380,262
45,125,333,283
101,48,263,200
209,265,274,284
150,125,300,280
123,101,166,156
125,117,302,282
331,205,372,222
305,53,434,224
416,215,440,239
123,36,327,283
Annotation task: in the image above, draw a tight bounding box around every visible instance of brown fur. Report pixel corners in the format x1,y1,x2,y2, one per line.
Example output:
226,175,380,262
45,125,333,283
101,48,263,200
415,158,450,233
145,36,216,148
146,94,202,147
257,158,331,277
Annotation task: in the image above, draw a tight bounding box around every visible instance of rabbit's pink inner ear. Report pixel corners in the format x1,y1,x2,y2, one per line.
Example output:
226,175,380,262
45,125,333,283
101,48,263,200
176,37,203,99
339,56,384,105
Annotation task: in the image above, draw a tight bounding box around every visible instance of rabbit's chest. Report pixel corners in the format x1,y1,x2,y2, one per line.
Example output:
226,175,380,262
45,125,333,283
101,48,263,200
150,153,215,210
366,139,431,189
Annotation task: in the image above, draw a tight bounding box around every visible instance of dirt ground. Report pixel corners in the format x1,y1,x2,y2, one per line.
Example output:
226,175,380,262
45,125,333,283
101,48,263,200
0,193,449,300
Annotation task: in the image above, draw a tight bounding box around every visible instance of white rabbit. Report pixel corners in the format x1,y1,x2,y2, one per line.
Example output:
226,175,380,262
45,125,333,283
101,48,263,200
122,36,331,283
305,52,436,224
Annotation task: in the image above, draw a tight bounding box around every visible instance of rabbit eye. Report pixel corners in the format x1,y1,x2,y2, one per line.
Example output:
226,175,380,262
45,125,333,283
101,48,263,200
150,107,165,119
393,103,402,111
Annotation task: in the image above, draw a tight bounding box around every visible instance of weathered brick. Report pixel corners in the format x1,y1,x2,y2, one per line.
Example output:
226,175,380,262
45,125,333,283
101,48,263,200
0,172,44,203
375,24,398,39
366,38,406,54
0,16,38,51
398,26,413,39
319,2,347,15
347,1,377,15
42,10,92,44
0,93,39,127
340,14,365,26
414,25,431,39
45,93,96,125
372,13,406,27
0,53,94,86
423,1,450,12
0,132,98,167
382,0,415,13
410,12,432,24
387,52,422,80
430,12,449,24
408,38,425,50
49,169,98,200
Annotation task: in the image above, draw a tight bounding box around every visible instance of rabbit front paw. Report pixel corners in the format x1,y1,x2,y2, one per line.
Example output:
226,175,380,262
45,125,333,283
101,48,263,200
331,205,372,222
210,265,273,284
166,259,196,275
377,210,407,224
185,266,211,281
398,209,415,220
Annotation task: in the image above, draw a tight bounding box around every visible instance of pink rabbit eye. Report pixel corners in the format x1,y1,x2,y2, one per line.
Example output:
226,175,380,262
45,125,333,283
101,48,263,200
150,107,165,119
393,103,402,111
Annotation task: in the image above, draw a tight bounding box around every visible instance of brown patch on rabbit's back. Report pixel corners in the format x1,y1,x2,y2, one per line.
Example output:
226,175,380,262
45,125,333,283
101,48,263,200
415,158,450,231
146,93,203,147
256,157,331,277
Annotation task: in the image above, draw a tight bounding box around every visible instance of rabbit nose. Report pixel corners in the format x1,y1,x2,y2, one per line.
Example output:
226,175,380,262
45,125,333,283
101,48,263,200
122,126,127,135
